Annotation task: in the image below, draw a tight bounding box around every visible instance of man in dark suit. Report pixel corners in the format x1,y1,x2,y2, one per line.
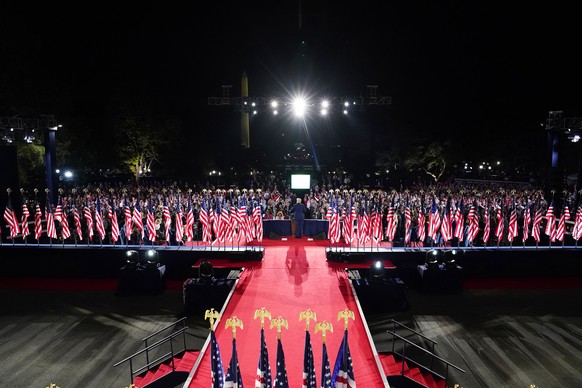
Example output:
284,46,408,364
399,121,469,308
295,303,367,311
292,197,306,238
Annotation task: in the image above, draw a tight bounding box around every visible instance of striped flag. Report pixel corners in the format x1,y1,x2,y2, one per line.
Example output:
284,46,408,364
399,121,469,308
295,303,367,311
555,205,570,242
467,200,480,243
385,200,397,242
175,201,184,244
186,197,195,242
21,200,30,238
95,198,106,241
147,200,156,243
572,204,582,241
331,330,356,388
417,204,426,244
440,198,453,243
255,328,272,387
84,202,94,241
73,205,83,240
495,205,504,243
163,199,171,243
61,206,71,240
225,337,243,388
342,201,354,245
200,198,211,243
329,203,340,244
253,202,263,243
132,202,144,240
3,197,20,239
321,341,332,388
273,338,289,387
45,202,57,239
404,201,412,245
507,203,518,243
123,199,132,239
54,197,63,222
531,204,543,243
108,203,119,243
210,331,225,388
428,197,441,242
453,200,464,241
302,331,317,388
482,203,491,245
522,205,531,242
34,202,43,240
545,201,556,242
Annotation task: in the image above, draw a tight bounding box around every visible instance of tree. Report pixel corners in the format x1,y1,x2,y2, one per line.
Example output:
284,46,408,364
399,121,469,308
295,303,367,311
115,111,164,185
404,140,451,183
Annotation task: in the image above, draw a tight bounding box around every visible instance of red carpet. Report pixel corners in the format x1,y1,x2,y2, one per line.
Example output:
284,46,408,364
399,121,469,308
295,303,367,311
187,243,386,387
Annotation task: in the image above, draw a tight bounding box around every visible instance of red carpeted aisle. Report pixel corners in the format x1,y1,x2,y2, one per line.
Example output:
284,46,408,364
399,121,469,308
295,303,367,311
187,241,385,387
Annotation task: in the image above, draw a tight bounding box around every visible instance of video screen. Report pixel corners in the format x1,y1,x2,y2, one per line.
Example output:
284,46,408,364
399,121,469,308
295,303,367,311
290,174,310,190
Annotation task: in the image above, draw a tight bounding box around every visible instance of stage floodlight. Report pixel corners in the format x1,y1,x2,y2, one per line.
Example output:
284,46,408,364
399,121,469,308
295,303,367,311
425,249,441,270
292,97,307,117
370,260,385,283
343,109,348,115
321,100,329,108
125,250,139,269
320,109,328,116
199,260,214,283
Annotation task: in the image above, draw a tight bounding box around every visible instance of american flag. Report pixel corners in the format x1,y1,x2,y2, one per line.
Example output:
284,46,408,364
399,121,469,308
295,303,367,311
531,204,543,243
200,198,211,243
3,197,20,239
222,202,232,242
45,201,57,239
302,331,317,388
210,330,225,388
175,201,184,244
238,197,250,243
371,205,382,243
440,198,452,243
225,337,243,387
482,203,491,245
163,199,171,243
21,199,30,238
522,205,531,242
214,200,224,242
94,198,106,241
545,201,556,242
321,341,332,388
34,202,43,240
428,197,441,242
273,338,289,388
357,204,370,245
84,202,94,241
123,199,132,239
147,200,156,243
495,205,504,243
404,201,412,245
385,200,397,242
253,202,263,243
331,330,356,388
467,200,480,243
108,202,119,243
329,202,340,244
61,206,71,240
54,197,63,222
555,205,570,242
507,203,518,243
417,203,426,244
186,197,195,242
132,201,144,240
255,328,272,387
73,205,83,240
453,200,464,241
231,202,242,233
572,204,582,241
342,202,353,245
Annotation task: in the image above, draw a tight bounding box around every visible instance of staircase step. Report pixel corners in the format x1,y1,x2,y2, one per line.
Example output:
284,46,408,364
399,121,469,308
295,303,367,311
405,367,428,387
176,350,199,372
378,353,410,375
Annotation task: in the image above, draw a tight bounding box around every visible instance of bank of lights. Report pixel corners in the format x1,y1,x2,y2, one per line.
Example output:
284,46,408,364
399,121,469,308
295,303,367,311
264,97,354,117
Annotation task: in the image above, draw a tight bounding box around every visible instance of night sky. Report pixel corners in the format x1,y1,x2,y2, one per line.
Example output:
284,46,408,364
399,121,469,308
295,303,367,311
1,1,581,180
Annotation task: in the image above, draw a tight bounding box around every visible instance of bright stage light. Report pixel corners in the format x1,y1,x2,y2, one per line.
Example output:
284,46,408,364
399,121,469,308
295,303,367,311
271,100,278,108
321,100,329,108
370,260,385,283
321,109,328,116
343,109,348,115
292,97,307,117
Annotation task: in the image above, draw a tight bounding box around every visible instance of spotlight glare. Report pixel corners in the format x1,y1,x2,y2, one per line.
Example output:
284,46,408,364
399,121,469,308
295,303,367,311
321,100,329,108
292,97,307,117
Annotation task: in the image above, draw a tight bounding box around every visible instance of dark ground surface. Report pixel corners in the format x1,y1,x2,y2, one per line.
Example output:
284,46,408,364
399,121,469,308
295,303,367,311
1,279,581,388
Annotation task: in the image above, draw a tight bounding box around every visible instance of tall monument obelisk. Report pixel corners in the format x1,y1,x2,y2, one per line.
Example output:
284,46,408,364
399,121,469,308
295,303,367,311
241,70,250,148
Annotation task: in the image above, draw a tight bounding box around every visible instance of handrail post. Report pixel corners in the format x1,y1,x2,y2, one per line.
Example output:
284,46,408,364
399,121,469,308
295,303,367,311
430,341,435,371
170,340,176,371
445,364,450,387
144,338,150,368
129,358,134,385
401,341,406,375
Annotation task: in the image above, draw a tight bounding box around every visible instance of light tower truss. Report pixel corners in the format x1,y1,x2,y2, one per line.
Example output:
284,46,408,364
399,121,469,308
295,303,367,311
208,84,392,114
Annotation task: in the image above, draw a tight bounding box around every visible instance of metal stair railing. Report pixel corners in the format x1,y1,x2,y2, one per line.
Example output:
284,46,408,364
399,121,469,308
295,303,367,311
114,318,189,386
388,319,465,388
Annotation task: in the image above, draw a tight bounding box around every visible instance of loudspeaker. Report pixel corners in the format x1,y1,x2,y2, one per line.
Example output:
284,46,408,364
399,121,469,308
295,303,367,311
269,231,281,240
314,231,326,240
